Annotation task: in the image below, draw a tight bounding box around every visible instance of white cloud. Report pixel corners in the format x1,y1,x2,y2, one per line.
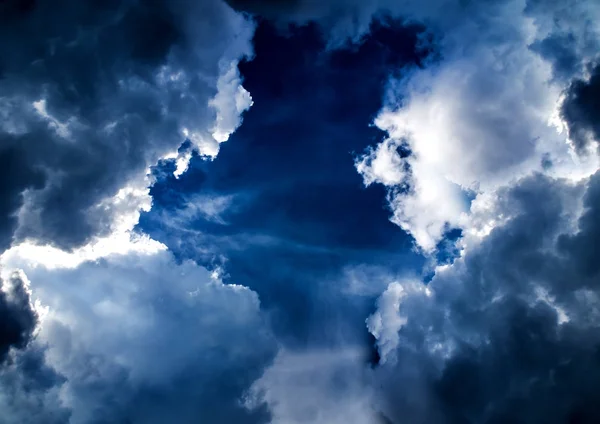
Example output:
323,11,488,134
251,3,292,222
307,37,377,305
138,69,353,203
366,280,430,364
355,0,600,252
210,59,254,144
245,348,377,424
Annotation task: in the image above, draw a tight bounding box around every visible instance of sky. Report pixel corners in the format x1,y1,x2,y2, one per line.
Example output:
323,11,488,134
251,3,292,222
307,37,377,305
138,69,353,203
0,0,600,423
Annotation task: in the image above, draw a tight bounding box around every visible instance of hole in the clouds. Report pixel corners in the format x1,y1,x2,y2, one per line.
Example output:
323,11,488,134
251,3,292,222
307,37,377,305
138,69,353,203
422,227,463,283
140,18,431,345
435,227,462,264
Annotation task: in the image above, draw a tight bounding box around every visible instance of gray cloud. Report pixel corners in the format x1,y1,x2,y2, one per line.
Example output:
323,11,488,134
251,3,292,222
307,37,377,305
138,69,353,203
0,271,68,423
0,0,253,250
0,272,38,362
561,64,600,154
0,347,70,424
369,171,600,423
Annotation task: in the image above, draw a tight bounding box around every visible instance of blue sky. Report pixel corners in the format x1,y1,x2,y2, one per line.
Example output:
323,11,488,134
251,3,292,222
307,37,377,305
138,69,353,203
140,19,427,346
1,0,600,423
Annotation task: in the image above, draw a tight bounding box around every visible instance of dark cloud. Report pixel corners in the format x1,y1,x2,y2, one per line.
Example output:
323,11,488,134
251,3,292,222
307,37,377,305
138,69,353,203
0,145,45,252
0,347,70,424
0,273,67,423
140,19,431,345
225,0,299,17
0,272,37,361
530,32,580,80
0,0,251,250
370,171,600,423
561,64,600,153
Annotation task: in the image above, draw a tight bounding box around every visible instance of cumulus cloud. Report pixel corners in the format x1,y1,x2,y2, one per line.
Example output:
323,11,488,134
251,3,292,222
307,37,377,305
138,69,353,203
368,171,600,423
352,0,600,252
0,0,254,251
210,60,255,143
1,238,276,423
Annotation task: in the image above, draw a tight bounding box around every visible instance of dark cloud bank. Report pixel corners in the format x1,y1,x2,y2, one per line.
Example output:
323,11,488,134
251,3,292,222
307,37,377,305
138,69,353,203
371,171,600,424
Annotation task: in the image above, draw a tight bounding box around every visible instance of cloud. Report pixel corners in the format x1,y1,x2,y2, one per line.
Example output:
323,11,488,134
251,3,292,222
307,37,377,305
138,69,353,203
561,63,600,153
0,347,70,424
0,272,38,362
0,3,268,421
0,269,69,423
210,60,255,143
1,238,276,423
352,0,600,252
2,1,599,422
0,0,254,251
245,348,378,424
368,171,600,423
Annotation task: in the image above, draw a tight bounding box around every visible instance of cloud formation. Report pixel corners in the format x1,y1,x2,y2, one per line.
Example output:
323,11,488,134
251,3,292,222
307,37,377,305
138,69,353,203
1,239,276,423
0,0,254,251
212,2,600,422
354,0,600,252
369,171,600,423
562,64,600,153
0,2,269,421
2,0,600,422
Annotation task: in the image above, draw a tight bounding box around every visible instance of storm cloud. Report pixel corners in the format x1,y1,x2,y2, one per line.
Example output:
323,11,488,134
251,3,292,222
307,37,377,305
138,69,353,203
368,171,600,423
0,272,37,362
0,0,254,250
561,64,600,153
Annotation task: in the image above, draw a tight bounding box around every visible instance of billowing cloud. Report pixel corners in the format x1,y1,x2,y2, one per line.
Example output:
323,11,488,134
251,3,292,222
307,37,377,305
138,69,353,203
369,171,600,423
2,0,600,422
354,0,600,252
1,238,276,423
0,0,254,251
210,60,255,143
